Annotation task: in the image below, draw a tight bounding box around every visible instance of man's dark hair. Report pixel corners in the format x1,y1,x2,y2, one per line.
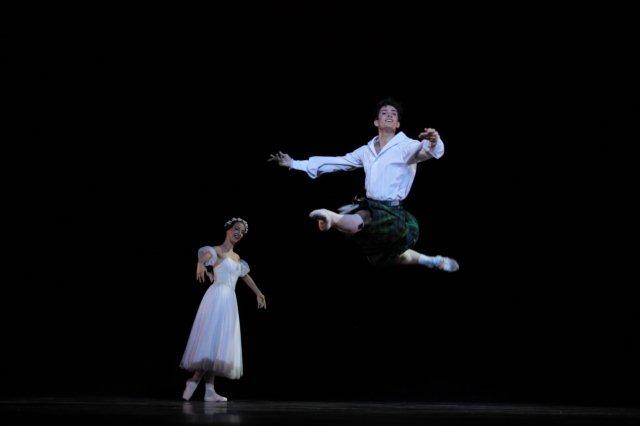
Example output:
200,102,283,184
374,98,403,121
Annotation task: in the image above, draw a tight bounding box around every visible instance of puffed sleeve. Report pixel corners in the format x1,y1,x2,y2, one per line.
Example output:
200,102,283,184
239,260,250,277
197,246,218,266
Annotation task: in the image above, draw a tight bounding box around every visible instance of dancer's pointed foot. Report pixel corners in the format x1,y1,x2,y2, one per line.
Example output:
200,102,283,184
309,209,335,231
182,379,199,401
204,384,228,402
433,256,460,272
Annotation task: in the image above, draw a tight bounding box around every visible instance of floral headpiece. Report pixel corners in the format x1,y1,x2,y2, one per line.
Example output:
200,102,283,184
224,217,249,234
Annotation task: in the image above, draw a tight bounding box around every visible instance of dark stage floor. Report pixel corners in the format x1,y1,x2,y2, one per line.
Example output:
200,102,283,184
2,398,640,425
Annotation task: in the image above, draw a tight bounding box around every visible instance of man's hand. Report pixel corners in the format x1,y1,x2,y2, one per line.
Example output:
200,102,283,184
268,151,293,168
418,128,440,150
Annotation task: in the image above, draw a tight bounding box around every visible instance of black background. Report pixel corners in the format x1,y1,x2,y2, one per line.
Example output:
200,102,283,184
4,3,638,406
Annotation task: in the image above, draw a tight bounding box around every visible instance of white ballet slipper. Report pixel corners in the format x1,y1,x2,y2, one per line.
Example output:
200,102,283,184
309,209,334,231
204,383,227,402
433,256,460,272
182,379,199,401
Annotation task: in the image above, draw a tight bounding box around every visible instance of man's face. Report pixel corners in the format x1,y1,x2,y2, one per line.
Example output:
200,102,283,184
374,105,400,132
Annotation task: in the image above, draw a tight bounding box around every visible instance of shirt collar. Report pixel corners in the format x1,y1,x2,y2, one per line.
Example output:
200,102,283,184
368,131,408,156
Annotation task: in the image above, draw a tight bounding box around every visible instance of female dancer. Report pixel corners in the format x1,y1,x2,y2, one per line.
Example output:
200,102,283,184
180,218,266,402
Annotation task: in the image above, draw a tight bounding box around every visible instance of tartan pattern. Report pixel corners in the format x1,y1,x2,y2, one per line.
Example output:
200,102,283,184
349,198,420,266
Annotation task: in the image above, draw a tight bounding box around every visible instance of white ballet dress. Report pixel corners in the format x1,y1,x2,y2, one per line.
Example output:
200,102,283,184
180,246,249,379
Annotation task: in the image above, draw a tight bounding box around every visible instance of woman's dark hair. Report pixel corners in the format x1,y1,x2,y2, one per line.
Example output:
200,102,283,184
224,217,249,234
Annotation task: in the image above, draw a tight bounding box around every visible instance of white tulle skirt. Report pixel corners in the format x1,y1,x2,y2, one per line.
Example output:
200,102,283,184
180,283,243,379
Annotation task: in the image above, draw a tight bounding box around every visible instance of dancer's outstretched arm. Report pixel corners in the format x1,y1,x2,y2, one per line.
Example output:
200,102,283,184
240,274,267,309
269,146,366,179
403,128,445,163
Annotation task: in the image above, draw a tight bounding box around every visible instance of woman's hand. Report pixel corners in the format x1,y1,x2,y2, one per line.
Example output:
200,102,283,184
256,293,267,309
196,262,207,283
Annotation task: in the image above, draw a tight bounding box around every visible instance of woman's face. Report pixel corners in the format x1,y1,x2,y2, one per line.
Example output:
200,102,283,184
226,222,247,244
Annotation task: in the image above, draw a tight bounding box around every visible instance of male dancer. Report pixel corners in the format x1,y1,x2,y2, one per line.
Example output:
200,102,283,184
269,99,459,271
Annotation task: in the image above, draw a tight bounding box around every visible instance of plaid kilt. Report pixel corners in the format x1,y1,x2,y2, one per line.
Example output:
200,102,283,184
348,198,419,266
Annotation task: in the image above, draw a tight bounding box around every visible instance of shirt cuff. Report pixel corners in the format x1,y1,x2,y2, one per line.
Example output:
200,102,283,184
290,159,308,171
421,138,445,159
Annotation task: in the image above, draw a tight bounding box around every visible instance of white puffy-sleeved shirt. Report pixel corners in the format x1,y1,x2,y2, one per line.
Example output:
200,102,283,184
290,131,444,202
